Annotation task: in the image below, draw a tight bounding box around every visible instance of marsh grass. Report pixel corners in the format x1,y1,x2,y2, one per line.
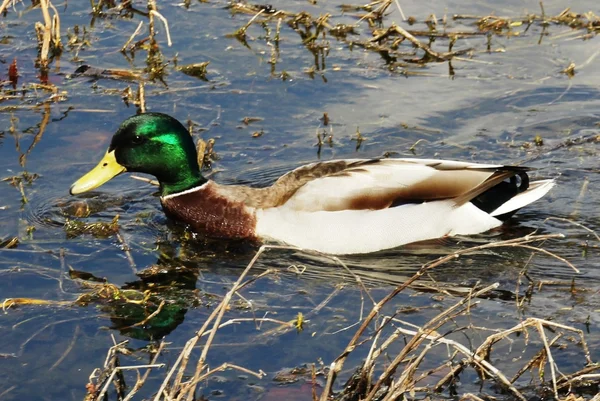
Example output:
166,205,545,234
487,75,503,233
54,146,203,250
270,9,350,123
1,1,600,400
0,0,65,67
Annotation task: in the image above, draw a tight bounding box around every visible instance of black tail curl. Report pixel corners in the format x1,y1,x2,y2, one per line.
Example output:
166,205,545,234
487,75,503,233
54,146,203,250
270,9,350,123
471,171,530,220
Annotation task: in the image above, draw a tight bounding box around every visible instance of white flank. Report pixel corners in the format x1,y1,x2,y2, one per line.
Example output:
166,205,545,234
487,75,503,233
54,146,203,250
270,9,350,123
490,179,555,217
255,200,503,255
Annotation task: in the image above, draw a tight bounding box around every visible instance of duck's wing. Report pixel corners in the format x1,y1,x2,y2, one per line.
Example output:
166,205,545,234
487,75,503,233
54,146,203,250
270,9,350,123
213,160,366,208
278,158,527,212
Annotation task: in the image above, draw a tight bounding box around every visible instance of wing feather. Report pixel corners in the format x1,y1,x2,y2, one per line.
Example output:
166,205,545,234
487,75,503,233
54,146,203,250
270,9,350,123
281,158,526,212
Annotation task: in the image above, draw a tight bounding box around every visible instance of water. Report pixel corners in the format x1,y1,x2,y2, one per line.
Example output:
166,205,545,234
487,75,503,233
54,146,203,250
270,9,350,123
1,0,600,400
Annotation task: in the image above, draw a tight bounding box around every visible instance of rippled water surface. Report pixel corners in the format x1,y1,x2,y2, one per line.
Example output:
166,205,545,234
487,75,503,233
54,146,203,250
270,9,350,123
1,0,600,400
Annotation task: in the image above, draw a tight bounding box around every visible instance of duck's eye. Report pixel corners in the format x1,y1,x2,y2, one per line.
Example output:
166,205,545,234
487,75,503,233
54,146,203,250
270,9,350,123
131,135,145,145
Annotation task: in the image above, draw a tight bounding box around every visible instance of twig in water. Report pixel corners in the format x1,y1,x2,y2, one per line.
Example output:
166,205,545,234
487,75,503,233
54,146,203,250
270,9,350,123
233,8,266,39
137,81,146,113
130,175,159,186
536,321,558,398
515,244,578,273
356,0,392,25
126,300,165,330
365,284,519,401
149,10,172,47
96,364,165,400
39,0,52,66
49,325,80,371
370,23,467,61
156,245,273,401
48,0,61,49
0,0,17,15
122,341,167,401
509,333,561,385
122,21,145,52
116,232,137,274
156,244,372,401
393,0,406,21
34,0,62,66
544,216,600,242
319,233,571,401
180,245,273,400
475,317,593,372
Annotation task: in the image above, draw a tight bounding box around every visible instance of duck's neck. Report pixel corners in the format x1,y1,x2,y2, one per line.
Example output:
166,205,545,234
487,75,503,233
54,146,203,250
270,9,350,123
159,171,207,197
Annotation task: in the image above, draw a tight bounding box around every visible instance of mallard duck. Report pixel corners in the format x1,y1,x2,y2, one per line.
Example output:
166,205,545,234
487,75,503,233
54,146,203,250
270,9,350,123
70,113,555,254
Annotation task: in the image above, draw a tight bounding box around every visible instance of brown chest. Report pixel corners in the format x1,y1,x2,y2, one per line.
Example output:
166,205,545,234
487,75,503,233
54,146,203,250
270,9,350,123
160,185,257,240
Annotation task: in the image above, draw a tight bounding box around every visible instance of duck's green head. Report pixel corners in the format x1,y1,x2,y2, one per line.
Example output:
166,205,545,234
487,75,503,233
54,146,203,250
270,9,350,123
70,112,205,197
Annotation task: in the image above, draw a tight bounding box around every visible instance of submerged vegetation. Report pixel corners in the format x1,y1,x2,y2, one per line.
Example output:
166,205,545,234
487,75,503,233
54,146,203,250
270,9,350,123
1,0,600,400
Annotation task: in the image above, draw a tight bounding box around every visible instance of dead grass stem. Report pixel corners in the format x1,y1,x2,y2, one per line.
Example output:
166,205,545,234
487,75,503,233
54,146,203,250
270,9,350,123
319,232,582,401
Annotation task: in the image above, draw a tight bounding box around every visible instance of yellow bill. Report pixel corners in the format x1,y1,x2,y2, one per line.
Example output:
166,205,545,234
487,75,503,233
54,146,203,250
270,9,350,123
70,150,126,195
